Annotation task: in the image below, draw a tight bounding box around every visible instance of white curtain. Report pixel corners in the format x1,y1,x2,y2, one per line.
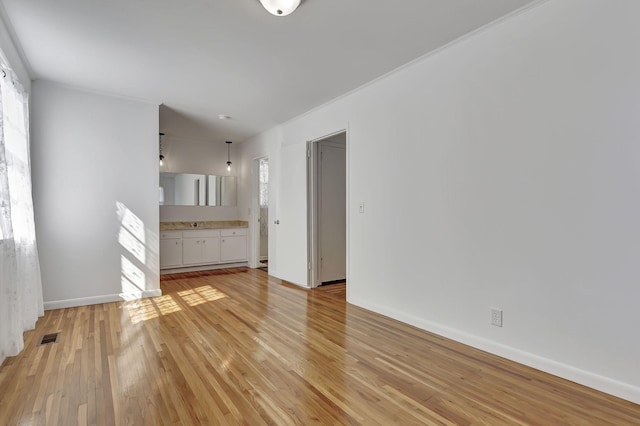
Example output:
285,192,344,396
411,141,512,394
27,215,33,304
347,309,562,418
0,65,44,365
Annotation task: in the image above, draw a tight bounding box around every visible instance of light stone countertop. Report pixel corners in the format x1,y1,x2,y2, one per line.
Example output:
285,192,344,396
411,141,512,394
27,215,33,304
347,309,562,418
160,220,249,231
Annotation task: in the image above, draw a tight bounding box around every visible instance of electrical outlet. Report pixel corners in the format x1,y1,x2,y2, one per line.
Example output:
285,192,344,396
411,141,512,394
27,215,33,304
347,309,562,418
359,202,365,213
491,308,503,327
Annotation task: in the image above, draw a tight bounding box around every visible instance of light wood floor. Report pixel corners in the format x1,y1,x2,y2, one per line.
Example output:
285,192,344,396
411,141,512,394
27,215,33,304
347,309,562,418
1,268,638,425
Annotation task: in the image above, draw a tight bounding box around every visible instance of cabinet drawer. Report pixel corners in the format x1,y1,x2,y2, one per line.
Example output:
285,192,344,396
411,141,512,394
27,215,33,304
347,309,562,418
160,231,182,240
221,228,247,237
182,229,221,238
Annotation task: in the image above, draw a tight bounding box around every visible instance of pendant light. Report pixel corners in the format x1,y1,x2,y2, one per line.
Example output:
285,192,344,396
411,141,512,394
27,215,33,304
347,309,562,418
226,141,232,172
159,132,165,167
259,0,301,16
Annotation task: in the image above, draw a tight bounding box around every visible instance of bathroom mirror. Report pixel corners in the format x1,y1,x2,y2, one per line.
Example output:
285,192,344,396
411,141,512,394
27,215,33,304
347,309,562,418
207,175,237,206
160,173,237,206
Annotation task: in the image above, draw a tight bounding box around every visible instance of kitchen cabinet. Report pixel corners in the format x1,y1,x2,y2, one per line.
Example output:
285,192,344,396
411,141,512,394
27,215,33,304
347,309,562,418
159,231,182,268
160,228,246,270
220,228,247,262
183,231,221,265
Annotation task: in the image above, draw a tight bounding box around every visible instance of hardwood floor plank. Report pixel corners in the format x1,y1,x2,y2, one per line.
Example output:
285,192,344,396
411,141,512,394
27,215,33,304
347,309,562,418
0,268,638,425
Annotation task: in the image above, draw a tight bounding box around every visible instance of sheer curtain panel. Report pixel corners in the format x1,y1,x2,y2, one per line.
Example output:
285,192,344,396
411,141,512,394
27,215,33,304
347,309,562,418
0,65,44,365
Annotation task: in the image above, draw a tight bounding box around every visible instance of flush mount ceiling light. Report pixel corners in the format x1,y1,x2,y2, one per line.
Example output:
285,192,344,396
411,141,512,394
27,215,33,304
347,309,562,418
259,0,301,16
218,114,232,120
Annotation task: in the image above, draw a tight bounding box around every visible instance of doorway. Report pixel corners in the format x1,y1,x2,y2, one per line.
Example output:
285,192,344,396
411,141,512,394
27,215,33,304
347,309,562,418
254,157,269,271
308,131,347,288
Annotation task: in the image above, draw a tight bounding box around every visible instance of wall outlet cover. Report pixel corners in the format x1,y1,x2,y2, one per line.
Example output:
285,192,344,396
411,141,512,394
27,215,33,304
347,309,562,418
491,308,503,327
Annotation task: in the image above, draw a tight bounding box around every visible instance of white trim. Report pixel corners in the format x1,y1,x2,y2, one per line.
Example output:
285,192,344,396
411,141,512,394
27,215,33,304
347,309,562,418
348,296,640,405
306,139,317,287
251,155,269,269
344,123,350,302
160,262,248,275
44,289,163,310
307,129,347,288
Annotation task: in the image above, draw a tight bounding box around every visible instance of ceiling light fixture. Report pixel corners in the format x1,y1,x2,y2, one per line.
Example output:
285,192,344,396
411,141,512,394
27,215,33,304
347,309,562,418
218,114,232,120
159,132,165,167
226,141,233,172
259,0,300,16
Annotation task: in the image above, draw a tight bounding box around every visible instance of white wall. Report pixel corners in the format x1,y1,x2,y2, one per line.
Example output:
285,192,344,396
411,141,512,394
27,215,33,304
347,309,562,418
159,134,240,222
31,80,160,308
238,0,640,403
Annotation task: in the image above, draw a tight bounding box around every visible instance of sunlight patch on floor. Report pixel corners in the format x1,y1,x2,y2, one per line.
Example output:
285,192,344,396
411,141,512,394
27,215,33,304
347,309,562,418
177,285,227,307
127,295,181,324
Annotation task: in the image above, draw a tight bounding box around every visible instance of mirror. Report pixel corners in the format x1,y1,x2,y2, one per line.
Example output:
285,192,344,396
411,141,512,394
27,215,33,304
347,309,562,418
160,173,237,206
207,175,237,206
159,173,206,206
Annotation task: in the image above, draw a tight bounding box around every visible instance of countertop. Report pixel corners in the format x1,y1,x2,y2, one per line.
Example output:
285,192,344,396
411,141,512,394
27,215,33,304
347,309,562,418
160,220,249,231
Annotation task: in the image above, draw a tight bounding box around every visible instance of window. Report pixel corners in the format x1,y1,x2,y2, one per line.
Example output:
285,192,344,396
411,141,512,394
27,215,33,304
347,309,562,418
259,158,268,207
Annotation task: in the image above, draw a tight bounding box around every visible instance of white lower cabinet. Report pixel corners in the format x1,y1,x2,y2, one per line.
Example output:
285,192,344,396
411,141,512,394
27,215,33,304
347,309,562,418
159,232,182,268
220,229,248,262
160,228,246,270
182,238,201,265
181,230,222,265
183,236,221,265
201,237,221,263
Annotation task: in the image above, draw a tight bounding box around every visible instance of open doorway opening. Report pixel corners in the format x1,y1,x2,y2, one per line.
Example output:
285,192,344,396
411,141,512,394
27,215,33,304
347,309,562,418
254,156,269,272
308,131,347,290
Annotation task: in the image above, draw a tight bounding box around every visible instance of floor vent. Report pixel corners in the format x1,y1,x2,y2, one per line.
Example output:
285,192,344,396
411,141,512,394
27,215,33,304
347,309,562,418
38,332,60,346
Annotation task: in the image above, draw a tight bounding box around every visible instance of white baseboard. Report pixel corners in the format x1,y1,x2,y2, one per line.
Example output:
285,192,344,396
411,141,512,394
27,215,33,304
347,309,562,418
160,262,248,275
44,289,163,310
347,295,640,405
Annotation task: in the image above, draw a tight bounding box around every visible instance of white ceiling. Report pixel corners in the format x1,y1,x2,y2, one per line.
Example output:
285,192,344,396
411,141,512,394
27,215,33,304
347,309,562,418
1,0,536,143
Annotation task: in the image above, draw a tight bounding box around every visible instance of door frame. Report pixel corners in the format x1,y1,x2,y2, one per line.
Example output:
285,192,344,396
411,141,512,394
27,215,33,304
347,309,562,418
251,155,269,269
307,129,348,288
